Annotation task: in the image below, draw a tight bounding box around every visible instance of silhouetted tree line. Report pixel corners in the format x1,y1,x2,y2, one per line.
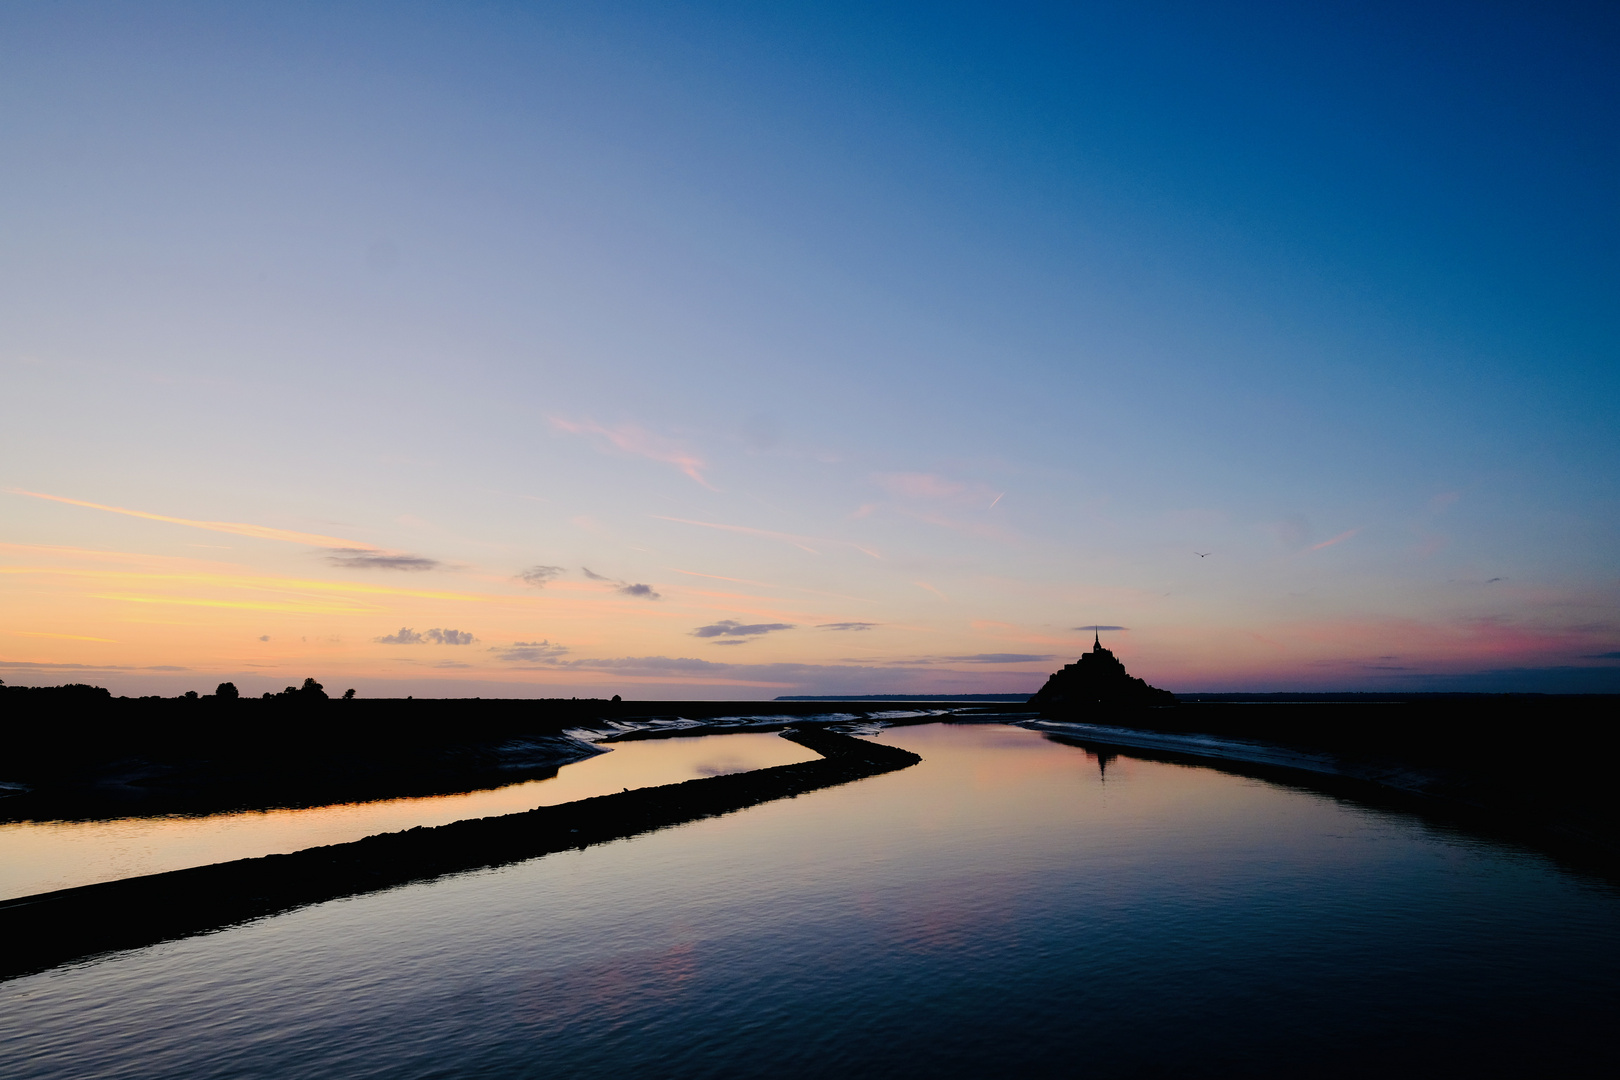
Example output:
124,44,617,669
211,678,355,702
0,679,358,706
0,678,622,822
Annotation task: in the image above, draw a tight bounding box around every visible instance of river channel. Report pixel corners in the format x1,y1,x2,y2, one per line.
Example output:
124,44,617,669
0,731,816,899
3,722,1616,1077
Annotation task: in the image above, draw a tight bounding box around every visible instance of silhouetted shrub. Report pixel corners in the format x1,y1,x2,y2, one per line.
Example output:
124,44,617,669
216,682,239,700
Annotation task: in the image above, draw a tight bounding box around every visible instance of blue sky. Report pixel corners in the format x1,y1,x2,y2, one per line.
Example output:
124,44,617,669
3,1,1616,696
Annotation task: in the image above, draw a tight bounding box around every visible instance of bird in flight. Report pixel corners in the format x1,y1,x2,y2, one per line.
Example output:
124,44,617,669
1195,552,1210,558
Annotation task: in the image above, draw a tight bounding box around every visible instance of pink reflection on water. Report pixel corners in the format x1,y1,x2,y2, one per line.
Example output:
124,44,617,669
0,732,818,900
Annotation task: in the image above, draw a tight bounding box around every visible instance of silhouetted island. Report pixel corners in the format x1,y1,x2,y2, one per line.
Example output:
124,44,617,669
1028,632,1177,712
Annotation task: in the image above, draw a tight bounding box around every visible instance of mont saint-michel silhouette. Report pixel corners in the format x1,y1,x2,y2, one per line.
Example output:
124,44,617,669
1029,631,1177,710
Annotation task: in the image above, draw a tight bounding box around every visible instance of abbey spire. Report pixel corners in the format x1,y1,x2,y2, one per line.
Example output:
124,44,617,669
1028,629,1176,711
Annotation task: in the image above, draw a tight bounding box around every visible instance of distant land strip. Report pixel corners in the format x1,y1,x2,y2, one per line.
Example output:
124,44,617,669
0,727,920,982
777,693,1034,701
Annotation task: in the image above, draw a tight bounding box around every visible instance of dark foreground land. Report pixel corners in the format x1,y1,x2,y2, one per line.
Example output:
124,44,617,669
0,726,919,981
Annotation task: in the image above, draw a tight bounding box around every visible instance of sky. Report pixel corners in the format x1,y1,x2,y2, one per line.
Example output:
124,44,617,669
2,0,1617,698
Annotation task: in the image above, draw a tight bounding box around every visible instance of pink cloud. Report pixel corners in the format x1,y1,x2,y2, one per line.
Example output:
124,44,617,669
549,417,712,488
1307,528,1360,551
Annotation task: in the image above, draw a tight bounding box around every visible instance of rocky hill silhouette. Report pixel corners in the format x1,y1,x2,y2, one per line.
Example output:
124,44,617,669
1028,633,1177,712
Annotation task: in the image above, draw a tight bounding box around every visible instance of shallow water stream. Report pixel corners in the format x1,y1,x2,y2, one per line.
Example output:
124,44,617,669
0,731,816,899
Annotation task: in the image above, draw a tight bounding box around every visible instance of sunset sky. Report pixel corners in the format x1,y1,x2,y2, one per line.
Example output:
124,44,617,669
3,1,1617,698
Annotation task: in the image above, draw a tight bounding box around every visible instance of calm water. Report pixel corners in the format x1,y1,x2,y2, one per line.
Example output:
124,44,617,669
0,732,817,899
3,723,1616,1078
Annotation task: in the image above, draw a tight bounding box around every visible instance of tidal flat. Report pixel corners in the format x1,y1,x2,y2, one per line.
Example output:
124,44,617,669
2,697,1619,1077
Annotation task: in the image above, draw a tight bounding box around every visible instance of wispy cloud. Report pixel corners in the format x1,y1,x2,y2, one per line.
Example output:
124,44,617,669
493,639,570,664
518,565,566,588
9,630,118,642
1073,625,1128,632
1585,651,1620,660
1309,528,1361,552
325,549,440,571
549,417,712,487
376,627,424,644
3,566,486,602
653,516,881,559
581,566,660,598
871,473,1007,521
12,489,376,549
691,620,795,640
819,622,878,631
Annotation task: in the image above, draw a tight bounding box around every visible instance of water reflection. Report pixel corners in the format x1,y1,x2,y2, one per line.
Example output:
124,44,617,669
2,724,1617,1078
0,732,816,900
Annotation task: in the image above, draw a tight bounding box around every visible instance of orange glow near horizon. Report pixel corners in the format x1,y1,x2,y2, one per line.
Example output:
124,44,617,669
10,490,380,550
4,495,1616,698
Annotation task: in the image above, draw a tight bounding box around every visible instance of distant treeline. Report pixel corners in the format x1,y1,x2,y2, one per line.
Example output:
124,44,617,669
0,678,621,766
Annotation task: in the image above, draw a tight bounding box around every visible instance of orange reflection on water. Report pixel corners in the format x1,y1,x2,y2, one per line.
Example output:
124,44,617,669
0,732,817,900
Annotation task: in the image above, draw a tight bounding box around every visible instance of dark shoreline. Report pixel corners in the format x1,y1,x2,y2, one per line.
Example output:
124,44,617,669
1016,696,1620,881
0,695,947,822
6,684,1619,900
0,727,920,982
